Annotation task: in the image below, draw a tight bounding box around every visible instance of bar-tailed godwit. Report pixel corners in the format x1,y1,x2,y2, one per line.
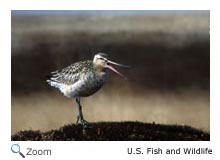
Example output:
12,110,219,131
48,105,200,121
47,53,129,128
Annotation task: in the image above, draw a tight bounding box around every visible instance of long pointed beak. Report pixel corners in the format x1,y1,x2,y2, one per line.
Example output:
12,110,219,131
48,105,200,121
106,60,130,80
107,60,131,68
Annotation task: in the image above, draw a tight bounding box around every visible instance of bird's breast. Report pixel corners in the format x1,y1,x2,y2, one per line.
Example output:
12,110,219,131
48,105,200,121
86,71,108,90
71,71,108,97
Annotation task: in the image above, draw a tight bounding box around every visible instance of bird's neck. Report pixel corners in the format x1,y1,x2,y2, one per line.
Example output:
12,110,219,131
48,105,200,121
93,64,108,80
93,63,105,72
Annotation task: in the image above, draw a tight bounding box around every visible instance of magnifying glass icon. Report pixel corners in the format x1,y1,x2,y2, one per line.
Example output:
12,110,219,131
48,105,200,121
11,144,25,158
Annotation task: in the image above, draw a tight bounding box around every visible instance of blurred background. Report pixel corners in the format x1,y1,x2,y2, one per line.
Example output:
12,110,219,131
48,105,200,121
11,10,210,134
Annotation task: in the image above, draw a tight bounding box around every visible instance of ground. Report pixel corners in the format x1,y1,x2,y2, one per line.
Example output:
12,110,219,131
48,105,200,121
11,121,209,141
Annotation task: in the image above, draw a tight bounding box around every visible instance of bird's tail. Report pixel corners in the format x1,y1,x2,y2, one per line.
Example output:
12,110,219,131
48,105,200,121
46,79,63,89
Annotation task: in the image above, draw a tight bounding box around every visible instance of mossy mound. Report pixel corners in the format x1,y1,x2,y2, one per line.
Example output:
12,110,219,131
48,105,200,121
12,121,209,141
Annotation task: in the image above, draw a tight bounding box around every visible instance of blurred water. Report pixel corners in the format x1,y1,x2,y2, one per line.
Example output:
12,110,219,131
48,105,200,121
11,88,209,134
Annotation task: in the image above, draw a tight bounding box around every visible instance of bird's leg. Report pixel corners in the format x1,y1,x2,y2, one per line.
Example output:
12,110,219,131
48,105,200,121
75,97,89,127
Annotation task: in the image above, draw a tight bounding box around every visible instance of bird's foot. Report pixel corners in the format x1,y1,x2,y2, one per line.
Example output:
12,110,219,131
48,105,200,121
81,119,91,128
76,115,91,128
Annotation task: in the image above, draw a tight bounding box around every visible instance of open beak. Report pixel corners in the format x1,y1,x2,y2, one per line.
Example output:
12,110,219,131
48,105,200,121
106,60,130,80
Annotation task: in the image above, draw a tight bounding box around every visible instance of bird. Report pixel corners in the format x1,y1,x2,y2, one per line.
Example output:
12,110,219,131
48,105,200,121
47,53,130,128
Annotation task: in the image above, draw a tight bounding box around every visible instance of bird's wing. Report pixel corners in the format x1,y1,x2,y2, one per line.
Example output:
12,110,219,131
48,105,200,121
47,60,93,86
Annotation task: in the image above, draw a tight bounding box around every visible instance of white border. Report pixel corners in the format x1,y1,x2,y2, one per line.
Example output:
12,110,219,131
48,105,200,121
1,0,219,160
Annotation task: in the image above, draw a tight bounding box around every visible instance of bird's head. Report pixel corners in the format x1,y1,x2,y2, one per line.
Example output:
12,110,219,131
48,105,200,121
93,53,130,80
